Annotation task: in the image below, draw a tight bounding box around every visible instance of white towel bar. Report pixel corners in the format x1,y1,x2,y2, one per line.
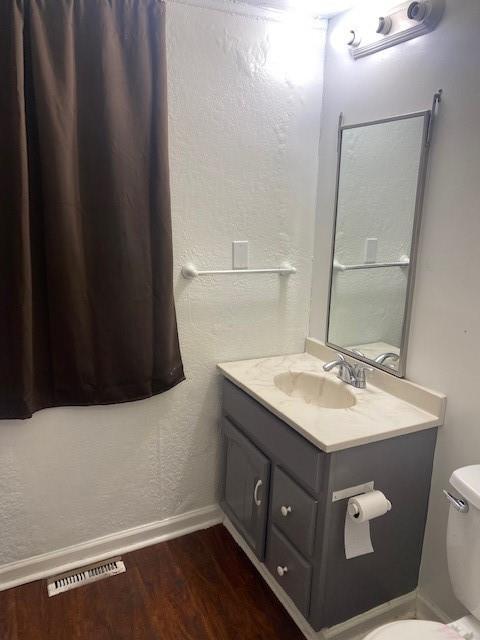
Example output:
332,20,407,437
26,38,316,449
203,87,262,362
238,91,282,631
333,257,410,272
181,263,296,279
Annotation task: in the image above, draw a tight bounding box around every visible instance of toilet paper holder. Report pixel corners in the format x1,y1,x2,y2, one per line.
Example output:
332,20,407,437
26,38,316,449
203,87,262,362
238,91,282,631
343,488,392,559
332,481,374,502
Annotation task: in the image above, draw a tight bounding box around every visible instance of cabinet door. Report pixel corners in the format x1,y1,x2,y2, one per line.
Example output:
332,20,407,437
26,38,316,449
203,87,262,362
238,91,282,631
223,418,270,559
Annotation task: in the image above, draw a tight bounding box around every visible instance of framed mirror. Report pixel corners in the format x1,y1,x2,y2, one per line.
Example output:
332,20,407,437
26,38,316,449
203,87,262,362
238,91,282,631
326,110,432,377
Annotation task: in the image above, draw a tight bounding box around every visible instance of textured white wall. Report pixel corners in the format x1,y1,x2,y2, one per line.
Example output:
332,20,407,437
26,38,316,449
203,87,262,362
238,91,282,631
310,0,480,618
0,3,325,567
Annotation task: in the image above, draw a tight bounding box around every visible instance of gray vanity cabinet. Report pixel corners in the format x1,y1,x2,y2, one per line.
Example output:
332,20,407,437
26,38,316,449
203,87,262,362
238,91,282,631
221,379,437,632
223,418,270,559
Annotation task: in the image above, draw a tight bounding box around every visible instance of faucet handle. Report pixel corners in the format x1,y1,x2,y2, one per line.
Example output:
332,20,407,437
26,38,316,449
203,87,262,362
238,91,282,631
354,363,374,374
374,352,400,364
355,362,374,371
323,353,350,376
353,363,374,388
351,349,365,358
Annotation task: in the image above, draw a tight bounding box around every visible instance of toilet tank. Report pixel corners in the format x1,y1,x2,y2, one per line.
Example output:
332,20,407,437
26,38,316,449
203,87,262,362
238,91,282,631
447,465,480,619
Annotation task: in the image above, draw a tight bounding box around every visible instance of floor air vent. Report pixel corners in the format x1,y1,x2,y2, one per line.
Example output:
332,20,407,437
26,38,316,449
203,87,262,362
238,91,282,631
47,557,126,597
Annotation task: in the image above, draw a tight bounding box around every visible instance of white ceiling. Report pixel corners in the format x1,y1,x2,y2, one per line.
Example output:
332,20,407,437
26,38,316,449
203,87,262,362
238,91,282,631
240,0,364,18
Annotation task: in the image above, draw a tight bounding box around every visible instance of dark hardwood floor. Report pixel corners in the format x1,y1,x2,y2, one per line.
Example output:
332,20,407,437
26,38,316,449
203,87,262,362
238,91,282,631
0,524,304,640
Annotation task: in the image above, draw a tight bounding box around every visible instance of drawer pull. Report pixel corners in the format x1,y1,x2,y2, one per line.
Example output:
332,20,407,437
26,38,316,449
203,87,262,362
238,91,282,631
253,479,263,507
280,505,292,517
276,565,288,577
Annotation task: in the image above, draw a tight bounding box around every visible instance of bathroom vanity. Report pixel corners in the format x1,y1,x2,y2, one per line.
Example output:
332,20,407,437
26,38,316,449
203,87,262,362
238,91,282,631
216,103,446,633
218,343,446,632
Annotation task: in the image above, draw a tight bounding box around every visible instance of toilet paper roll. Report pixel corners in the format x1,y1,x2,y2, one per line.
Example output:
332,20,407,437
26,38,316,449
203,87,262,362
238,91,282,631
344,490,392,559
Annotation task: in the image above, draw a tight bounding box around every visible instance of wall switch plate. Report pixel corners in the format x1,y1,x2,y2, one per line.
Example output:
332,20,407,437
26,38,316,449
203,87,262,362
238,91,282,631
364,238,378,264
232,241,249,270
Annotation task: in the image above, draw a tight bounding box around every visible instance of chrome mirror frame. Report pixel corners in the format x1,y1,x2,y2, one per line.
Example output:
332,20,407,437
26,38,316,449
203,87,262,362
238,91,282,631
325,102,439,378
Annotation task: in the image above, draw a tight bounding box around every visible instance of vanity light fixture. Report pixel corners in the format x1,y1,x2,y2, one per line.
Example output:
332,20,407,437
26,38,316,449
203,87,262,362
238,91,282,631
345,29,361,47
347,0,445,59
407,1,429,21
376,16,392,35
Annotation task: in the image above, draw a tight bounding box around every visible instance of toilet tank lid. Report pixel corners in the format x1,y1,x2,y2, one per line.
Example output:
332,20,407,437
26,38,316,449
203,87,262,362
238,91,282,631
450,465,480,510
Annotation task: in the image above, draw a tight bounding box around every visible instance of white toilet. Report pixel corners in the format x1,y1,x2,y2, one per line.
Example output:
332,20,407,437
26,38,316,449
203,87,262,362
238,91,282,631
364,465,480,640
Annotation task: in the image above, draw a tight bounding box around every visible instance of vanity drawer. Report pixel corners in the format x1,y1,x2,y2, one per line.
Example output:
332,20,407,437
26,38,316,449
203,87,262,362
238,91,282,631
266,526,312,617
223,380,325,494
271,467,317,557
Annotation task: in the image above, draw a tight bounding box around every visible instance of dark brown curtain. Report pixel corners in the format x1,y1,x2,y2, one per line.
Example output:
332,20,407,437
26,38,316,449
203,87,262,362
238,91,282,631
0,0,184,419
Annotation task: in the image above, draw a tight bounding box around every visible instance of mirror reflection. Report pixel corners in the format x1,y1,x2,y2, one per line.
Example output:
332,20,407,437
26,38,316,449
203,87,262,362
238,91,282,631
327,113,429,376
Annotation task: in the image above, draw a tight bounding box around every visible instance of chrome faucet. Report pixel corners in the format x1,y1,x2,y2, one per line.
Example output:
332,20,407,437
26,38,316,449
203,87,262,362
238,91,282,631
374,352,400,365
323,353,373,389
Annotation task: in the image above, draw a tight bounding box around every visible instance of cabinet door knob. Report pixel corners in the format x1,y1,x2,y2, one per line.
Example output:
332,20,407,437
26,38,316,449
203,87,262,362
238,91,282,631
280,505,292,517
276,565,288,577
253,479,263,507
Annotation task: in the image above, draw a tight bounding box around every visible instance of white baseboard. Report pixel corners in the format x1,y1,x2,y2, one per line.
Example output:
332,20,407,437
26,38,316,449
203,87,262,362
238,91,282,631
0,504,223,592
1,504,454,638
224,516,419,640
320,592,418,640
415,593,452,624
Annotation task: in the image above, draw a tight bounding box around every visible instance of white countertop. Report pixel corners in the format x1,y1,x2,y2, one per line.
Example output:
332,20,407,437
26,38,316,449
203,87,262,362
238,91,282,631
217,350,446,453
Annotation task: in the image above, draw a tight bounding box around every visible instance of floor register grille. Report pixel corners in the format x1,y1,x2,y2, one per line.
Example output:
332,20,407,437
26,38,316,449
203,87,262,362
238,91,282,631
47,558,126,596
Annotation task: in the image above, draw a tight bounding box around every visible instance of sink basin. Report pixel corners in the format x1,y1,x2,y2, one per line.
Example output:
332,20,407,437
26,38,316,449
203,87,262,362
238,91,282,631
274,370,356,409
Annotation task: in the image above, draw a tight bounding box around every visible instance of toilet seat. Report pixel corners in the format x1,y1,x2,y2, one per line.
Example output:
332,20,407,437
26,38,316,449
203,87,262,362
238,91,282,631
364,620,462,640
